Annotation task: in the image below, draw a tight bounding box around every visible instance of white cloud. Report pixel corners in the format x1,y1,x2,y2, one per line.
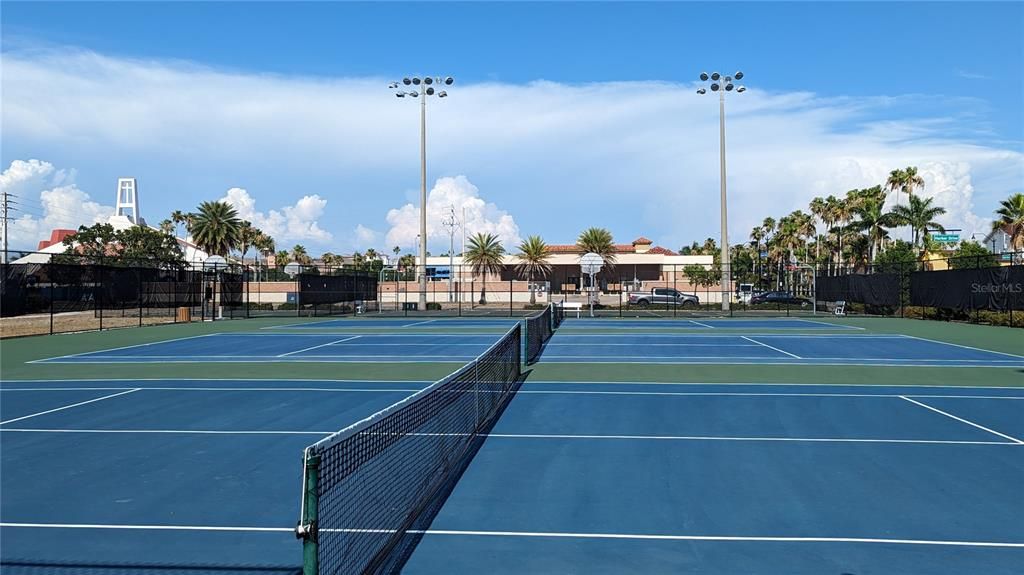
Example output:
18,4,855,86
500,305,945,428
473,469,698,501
354,224,378,247
383,175,521,253
221,187,332,244
0,159,113,250
3,47,1021,253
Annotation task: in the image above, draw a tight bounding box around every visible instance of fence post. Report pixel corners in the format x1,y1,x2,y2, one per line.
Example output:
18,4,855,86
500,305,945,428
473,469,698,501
509,277,513,317
97,264,103,332
138,268,143,327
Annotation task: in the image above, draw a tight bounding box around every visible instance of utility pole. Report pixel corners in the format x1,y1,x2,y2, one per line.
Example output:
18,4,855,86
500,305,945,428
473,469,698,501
1,191,15,264
441,205,460,302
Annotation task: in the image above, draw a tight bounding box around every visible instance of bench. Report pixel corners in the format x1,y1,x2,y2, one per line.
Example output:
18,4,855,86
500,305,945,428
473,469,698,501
826,300,846,316
560,302,584,318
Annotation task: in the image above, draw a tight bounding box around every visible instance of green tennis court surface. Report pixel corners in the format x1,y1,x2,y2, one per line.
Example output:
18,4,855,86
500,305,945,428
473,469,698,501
1,315,1022,573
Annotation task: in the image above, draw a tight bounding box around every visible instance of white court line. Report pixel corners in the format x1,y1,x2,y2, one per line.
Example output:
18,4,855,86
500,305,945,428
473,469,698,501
2,379,1018,391
0,429,331,435
537,361,1024,368
403,319,438,327
1,388,1020,401
548,343,760,347
688,320,716,328
741,336,803,359
899,334,1024,360
790,319,865,330
4,428,1014,445
0,389,141,425
3,523,1021,549
27,334,218,363
0,523,1020,549
900,396,1024,444
524,380,1024,391
549,333,905,338
277,335,362,357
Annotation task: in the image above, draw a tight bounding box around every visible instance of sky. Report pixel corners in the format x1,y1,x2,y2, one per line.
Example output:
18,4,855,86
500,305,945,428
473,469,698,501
2,1,1022,256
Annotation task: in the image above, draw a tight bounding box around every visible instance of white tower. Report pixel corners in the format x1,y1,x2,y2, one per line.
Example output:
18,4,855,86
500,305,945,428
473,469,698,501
114,177,141,225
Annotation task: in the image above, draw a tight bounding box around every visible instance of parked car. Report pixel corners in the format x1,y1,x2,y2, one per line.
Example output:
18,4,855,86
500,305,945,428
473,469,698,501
627,288,700,308
749,291,811,306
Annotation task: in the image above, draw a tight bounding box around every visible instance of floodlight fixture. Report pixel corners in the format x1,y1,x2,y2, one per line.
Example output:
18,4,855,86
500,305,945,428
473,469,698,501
694,67,748,312
388,73,456,309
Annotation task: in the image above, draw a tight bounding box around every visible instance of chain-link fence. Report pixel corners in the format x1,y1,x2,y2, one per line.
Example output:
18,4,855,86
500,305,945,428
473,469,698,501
3,251,1020,336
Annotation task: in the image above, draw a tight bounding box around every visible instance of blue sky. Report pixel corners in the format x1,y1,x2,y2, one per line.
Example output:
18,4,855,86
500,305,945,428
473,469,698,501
2,1,1022,255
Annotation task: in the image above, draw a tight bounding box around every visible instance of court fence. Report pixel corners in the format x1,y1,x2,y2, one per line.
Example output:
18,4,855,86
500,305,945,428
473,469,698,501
2,251,1020,336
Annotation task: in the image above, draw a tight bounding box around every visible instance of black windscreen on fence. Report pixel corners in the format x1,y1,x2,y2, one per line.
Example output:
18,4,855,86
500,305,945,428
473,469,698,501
910,266,1024,311
297,271,378,304
816,273,901,306
141,268,203,308
220,272,244,307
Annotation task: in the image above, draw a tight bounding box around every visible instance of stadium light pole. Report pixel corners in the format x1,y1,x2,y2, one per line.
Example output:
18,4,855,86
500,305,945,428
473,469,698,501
390,75,455,309
697,71,746,312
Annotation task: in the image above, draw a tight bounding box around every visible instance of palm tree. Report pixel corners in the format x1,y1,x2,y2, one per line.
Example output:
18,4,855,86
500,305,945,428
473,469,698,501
189,201,241,256
252,231,275,280
321,252,337,271
158,219,175,235
275,250,290,266
463,232,505,304
808,197,827,263
236,220,258,264
515,235,552,304
291,245,311,265
576,227,617,267
890,195,946,247
352,251,365,270
993,193,1024,253
170,210,187,237
851,191,896,262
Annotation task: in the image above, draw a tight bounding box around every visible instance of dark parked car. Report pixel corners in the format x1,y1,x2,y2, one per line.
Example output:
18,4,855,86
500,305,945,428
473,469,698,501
749,291,810,306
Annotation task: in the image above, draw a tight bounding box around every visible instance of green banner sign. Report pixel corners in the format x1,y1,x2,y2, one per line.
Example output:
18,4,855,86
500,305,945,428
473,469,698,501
932,234,960,242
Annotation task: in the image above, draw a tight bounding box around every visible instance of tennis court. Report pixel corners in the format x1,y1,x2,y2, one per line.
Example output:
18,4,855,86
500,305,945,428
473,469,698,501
2,312,1023,574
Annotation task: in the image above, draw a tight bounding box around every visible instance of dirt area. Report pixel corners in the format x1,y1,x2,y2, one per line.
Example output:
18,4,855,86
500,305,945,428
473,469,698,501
0,310,179,338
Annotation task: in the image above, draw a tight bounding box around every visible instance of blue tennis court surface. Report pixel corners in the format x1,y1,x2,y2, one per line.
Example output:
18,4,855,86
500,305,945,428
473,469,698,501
33,331,1022,367
2,379,1022,573
31,333,506,364
268,317,524,329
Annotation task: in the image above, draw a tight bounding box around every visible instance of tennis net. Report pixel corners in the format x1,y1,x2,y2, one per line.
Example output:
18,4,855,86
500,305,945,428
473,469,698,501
524,305,554,364
552,302,565,329
296,324,523,575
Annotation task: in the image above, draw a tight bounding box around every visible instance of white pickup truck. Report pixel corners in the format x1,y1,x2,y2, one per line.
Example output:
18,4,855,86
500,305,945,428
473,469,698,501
627,288,700,308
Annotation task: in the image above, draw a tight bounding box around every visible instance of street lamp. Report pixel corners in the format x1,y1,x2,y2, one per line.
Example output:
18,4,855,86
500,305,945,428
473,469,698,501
697,70,746,312
390,75,454,308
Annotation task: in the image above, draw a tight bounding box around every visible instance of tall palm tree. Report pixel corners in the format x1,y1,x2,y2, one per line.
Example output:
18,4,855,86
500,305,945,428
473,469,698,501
291,245,311,265
808,197,827,263
890,195,946,247
576,227,617,267
170,210,187,237
463,232,505,304
352,251,365,270
252,231,275,280
236,220,257,264
993,193,1024,253
189,201,241,256
275,250,291,268
515,235,552,304
158,219,175,235
851,193,895,262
